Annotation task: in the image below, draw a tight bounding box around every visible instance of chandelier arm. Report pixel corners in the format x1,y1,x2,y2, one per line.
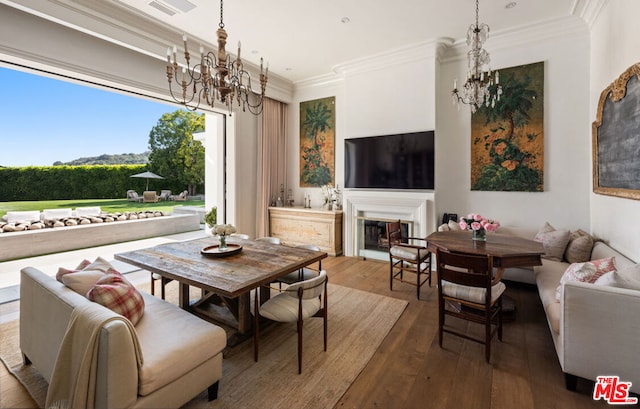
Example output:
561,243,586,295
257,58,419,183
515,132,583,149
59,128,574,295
164,0,267,115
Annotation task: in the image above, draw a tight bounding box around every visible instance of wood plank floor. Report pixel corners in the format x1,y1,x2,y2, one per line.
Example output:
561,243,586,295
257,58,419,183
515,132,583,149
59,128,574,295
0,256,609,408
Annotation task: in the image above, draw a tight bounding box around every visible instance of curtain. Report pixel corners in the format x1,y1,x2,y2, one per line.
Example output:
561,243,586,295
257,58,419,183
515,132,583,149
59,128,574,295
256,97,287,237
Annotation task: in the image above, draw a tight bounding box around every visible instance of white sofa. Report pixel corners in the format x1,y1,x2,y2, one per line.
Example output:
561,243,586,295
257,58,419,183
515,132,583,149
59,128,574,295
437,223,640,393
20,266,227,408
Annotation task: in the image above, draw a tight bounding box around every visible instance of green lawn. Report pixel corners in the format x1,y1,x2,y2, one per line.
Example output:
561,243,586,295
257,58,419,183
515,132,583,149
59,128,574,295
0,198,205,219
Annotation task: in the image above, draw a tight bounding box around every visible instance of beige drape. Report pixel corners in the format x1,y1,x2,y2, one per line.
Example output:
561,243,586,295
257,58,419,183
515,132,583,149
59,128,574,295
256,97,287,237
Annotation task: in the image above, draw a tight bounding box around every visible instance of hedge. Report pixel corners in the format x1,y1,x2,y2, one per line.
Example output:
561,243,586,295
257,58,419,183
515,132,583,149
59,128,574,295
0,165,194,201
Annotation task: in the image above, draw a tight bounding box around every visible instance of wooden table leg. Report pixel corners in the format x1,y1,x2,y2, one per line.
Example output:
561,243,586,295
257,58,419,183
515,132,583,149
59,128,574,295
178,283,190,309
236,292,251,334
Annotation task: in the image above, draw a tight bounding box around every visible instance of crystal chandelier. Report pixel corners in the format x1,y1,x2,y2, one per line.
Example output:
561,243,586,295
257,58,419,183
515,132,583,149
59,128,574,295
451,0,502,113
165,0,268,115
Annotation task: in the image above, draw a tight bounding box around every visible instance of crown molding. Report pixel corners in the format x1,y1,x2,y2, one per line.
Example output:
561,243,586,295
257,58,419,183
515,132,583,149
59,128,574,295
441,15,589,63
332,37,453,78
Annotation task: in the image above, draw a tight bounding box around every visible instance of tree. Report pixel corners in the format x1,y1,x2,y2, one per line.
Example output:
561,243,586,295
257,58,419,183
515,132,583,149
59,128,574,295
148,110,205,196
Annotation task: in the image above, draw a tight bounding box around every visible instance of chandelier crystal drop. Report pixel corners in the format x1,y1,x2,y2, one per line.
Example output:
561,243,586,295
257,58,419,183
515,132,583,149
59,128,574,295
165,0,268,115
451,0,502,113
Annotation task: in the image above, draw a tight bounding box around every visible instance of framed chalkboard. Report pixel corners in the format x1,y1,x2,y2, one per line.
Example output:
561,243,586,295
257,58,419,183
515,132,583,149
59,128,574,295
592,63,640,200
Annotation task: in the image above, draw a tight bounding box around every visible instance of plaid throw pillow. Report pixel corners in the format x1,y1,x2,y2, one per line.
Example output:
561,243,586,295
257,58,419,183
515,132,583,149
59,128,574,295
88,270,145,325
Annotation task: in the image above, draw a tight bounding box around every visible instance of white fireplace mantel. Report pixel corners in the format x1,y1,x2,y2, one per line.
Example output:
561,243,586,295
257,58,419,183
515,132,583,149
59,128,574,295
342,190,436,260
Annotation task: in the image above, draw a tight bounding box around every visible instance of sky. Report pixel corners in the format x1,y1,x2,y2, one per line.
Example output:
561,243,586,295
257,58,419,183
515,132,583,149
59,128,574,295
0,66,176,167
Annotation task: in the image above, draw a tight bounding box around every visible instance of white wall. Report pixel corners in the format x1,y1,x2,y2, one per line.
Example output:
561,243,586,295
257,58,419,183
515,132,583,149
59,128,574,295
435,18,591,231
589,0,640,262
289,20,592,237
289,41,441,209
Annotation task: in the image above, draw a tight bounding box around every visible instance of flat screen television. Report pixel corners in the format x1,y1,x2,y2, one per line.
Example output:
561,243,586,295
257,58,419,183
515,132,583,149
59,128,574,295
344,130,434,190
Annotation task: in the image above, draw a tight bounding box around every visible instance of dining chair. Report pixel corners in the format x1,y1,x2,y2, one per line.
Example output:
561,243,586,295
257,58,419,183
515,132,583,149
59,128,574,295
255,236,281,245
277,244,322,285
254,270,328,374
436,248,505,363
150,272,172,300
386,220,432,299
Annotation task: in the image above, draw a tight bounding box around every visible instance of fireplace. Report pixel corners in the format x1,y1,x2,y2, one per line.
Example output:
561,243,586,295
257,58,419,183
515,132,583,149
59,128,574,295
363,220,409,252
343,190,436,261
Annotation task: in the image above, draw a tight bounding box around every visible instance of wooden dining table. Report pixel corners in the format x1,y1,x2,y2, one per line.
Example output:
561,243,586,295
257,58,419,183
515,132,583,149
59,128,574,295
426,230,545,282
115,237,327,343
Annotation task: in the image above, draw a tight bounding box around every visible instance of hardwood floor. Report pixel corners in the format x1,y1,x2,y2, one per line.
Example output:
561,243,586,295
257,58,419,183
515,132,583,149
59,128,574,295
0,256,608,408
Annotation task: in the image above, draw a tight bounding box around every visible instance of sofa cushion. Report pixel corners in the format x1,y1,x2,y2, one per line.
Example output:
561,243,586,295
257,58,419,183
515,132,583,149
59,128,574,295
75,207,101,217
564,229,594,263
5,211,41,224
87,272,145,325
43,208,73,220
534,222,570,262
135,293,227,396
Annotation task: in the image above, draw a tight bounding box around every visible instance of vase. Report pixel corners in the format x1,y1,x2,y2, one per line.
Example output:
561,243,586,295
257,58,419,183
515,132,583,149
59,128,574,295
472,229,487,241
218,235,228,250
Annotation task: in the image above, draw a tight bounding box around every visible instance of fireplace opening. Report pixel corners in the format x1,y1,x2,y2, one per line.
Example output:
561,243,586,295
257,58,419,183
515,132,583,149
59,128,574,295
363,220,409,252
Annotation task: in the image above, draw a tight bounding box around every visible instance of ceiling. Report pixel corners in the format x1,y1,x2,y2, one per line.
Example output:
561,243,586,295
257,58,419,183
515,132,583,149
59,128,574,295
112,0,585,83
7,0,588,84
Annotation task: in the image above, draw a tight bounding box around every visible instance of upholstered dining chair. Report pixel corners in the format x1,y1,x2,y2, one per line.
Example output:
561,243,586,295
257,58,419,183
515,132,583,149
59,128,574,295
436,248,505,363
386,220,432,299
254,270,328,374
150,272,172,300
255,236,281,245
277,244,322,285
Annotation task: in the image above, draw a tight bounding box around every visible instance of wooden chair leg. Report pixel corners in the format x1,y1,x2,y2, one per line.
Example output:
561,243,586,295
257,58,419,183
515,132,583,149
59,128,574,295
297,317,303,374
498,298,503,342
254,290,260,362
389,260,394,291
485,309,491,363
207,381,220,401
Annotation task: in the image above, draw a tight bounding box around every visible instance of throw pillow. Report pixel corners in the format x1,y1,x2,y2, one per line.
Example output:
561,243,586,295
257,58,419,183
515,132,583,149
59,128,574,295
564,229,595,263
534,223,570,262
56,259,92,282
87,271,145,325
61,270,106,295
448,220,462,231
555,256,617,301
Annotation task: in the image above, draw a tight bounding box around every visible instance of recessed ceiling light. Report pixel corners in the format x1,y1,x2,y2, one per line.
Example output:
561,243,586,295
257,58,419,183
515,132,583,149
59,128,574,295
285,67,293,71
251,50,259,54
341,17,350,24
505,2,517,9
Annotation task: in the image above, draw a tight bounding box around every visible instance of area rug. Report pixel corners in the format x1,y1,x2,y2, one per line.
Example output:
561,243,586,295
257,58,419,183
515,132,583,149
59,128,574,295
1,284,407,409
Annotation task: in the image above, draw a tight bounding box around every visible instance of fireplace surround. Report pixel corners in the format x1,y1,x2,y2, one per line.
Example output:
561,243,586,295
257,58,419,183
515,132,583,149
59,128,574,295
343,190,436,261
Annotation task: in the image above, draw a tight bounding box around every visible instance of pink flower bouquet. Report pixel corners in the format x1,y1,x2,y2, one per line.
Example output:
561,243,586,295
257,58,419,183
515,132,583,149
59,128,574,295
459,213,500,233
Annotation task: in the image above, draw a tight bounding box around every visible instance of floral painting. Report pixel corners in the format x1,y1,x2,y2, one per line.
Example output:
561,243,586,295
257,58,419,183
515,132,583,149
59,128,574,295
471,61,544,192
300,96,335,187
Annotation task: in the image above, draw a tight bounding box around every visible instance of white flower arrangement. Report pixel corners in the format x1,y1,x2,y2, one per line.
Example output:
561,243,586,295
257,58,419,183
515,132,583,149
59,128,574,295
321,184,341,206
212,224,237,237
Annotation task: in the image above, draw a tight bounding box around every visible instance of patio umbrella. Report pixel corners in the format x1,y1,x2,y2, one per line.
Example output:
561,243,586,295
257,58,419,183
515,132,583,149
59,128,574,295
130,171,164,191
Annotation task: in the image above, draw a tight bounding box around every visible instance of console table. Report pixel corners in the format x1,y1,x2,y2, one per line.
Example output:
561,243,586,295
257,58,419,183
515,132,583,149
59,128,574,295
268,206,343,256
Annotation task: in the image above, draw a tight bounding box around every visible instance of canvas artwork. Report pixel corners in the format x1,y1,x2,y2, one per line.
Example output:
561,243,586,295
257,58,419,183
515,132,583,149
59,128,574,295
471,61,544,192
300,96,335,187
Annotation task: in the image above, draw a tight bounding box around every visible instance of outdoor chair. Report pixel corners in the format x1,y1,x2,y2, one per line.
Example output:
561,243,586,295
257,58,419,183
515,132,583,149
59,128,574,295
386,220,432,299
143,191,160,203
126,190,143,202
436,248,505,363
171,190,188,201
254,270,328,374
159,190,172,201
